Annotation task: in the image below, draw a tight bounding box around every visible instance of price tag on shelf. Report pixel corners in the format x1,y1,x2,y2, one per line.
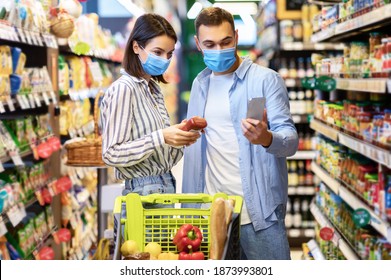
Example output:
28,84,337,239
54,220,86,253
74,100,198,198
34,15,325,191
6,97,15,112
16,95,26,109
34,92,42,107
18,203,27,220
0,217,8,237
17,28,26,43
9,150,24,167
21,95,30,109
42,92,50,106
76,247,84,260
25,30,33,45
7,205,22,227
28,94,36,108
0,101,5,114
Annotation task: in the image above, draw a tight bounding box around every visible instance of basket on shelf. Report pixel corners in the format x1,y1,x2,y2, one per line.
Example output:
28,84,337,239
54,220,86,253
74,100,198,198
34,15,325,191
64,91,106,167
50,11,75,39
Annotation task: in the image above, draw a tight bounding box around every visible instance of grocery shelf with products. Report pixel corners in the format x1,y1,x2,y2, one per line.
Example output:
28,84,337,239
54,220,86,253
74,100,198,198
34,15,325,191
256,0,332,247
304,0,391,260
0,0,127,260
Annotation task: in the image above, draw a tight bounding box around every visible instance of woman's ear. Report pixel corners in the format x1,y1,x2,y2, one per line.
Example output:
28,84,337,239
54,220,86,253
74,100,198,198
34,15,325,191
133,41,140,55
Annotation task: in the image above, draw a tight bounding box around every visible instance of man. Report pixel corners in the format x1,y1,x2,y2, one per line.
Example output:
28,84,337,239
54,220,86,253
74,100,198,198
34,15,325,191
182,7,298,260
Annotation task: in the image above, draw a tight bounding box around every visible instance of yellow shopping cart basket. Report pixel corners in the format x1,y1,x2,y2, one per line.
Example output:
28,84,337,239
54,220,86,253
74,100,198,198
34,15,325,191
112,193,243,260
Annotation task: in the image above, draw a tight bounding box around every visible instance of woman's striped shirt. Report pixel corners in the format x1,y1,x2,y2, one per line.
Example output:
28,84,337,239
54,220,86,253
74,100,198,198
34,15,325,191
100,69,183,180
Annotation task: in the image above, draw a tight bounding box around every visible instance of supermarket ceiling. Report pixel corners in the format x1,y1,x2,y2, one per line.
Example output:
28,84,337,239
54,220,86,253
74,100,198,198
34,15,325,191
114,0,262,18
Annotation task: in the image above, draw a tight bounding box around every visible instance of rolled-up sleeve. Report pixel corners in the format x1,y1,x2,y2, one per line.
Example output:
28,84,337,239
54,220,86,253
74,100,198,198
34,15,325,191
263,73,298,157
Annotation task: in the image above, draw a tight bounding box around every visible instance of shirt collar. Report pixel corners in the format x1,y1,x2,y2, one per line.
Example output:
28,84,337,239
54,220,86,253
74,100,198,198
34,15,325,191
120,68,159,89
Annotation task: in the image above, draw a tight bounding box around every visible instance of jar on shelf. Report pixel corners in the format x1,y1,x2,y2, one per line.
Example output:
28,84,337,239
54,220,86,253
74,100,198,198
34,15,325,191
379,109,391,148
372,114,384,144
369,32,382,56
280,20,294,43
348,103,358,134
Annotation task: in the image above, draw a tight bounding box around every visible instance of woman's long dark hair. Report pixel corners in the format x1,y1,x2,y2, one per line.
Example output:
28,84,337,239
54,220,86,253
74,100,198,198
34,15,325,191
122,13,177,83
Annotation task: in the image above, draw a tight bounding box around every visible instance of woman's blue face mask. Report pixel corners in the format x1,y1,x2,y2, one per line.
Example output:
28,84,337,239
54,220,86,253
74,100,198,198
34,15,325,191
201,42,237,73
139,46,171,76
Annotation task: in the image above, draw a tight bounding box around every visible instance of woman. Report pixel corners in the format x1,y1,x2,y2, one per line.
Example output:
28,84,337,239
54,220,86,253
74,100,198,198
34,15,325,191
100,13,200,196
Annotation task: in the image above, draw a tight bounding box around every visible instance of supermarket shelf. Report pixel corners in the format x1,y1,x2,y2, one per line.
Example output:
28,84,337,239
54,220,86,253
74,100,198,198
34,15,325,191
338,133,391,169
338,184,391,243
336,78,389,93
292,114,310,124
310,119,391,168
310,202,359,260
0,23,58,49
311,161,340,194
288,228,316,238
281,42,345,51
310,119,338,141
307,239,326,260
311,162,391,243
0,150,33,164
311,4,391,43
288,150,316,160
288,186,316,196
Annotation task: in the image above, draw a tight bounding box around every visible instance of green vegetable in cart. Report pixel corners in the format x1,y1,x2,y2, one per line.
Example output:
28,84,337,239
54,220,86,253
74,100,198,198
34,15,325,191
173,224,203,252
178,251,205,260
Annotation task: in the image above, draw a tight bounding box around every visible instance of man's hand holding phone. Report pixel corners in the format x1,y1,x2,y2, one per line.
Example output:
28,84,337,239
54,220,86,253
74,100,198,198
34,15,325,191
242,98,273,147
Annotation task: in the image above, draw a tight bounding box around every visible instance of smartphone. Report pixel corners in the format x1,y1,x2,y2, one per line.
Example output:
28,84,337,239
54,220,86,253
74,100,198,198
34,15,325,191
181,116,208,131
246,97,266,122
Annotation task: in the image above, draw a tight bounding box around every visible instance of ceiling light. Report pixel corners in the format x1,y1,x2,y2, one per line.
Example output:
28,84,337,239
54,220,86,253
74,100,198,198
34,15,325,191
116,0,145,17
187,2,203,19
213,2,258,15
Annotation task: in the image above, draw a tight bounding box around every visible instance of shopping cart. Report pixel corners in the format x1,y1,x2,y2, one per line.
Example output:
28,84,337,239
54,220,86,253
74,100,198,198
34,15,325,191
112,193,243,260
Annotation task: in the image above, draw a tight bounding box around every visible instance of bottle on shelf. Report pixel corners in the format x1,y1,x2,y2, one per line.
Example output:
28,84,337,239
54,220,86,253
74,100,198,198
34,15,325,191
289,160,299,186
288,59,297,79
298,160,306,186
278,58,289,79
297,57,306,79
301,198,310,228
293,198,302,228
305,57,315,78
285,198,293,228
305,89,314,115
305,160,314,186
297,89,306,115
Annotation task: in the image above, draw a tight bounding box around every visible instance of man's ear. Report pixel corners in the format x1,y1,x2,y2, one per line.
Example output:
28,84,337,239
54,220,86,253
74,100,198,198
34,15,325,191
235,29,239,46
194,35,202,52
133,41,140,55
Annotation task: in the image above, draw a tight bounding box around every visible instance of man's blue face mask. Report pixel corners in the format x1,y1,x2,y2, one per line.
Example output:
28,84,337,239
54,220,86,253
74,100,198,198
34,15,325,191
139,46,171,76
201,41,237,72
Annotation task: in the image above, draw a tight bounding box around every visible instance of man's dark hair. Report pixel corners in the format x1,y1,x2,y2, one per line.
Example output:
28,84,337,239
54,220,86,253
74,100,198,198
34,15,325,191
122,13,177,83
194,7,235,37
